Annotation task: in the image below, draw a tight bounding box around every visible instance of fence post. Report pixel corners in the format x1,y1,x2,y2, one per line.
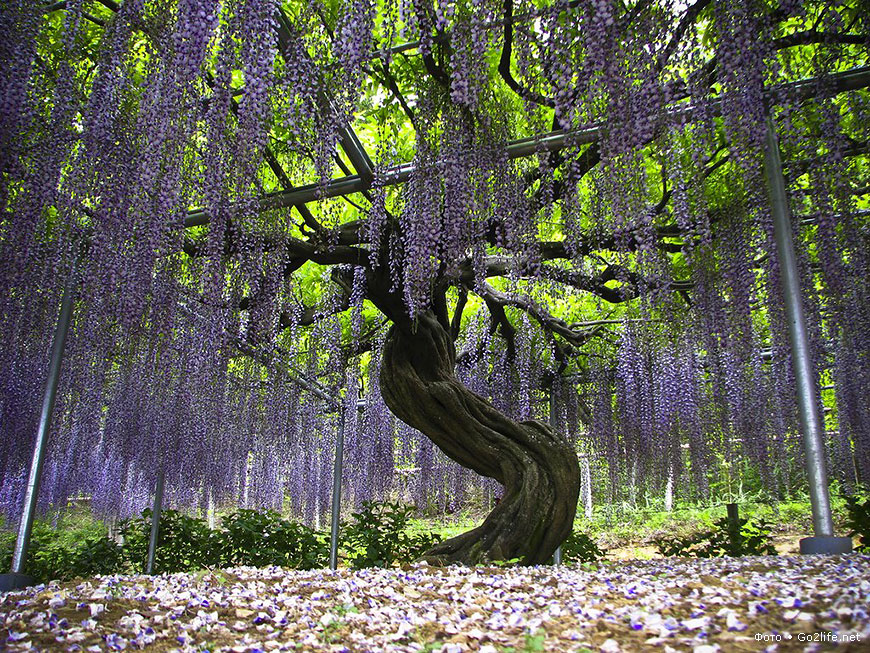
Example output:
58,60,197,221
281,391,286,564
726,503,740,551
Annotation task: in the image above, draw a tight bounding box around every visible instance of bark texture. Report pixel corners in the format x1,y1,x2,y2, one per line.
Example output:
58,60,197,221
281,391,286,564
379,310,580,565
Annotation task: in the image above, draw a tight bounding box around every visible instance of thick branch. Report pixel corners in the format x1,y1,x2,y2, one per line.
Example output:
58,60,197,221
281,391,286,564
450,287,468,340
432,281,451,332
658,0,714,71
183,229,368,268
483,293,517,359
423,51,450,87
499,0,555,108
537,264,639,304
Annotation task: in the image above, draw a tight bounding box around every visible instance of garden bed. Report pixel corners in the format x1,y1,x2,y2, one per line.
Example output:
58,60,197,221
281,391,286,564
2,555,868,652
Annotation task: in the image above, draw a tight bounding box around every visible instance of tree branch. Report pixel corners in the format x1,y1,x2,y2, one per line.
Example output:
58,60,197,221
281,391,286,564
432,280,451,332
499,0,555,108
423,51,450,87
367,59,418,128
483,292,517,359
450,287,468,340
657,0,714,71
474,282,602,348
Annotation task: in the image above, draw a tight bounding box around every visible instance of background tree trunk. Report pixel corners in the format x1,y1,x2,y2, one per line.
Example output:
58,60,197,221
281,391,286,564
379,311,580,565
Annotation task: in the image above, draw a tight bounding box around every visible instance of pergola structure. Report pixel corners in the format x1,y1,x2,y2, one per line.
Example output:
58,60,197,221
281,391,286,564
1,0,868,585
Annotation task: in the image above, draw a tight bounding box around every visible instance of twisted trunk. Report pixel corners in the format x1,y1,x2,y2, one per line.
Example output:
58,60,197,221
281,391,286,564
379,310,580,565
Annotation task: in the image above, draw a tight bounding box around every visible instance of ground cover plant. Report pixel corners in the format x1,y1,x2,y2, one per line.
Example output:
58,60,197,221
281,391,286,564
559,531,605,565
0,522,125,585
119,509,222,574
571,485,861,554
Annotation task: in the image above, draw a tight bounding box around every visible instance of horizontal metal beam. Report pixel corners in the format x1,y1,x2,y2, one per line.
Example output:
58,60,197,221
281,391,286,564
339,126,375,183
183,66,870,226
183,127,601,224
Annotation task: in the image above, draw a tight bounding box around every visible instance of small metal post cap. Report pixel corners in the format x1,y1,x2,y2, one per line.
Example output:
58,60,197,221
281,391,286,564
0,573,35,592
799,536,853,555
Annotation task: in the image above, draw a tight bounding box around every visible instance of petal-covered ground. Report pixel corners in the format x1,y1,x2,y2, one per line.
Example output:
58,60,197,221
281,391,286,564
1,555,868,652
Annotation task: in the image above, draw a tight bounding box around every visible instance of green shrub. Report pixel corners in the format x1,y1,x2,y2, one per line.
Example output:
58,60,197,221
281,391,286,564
342,501,441,568
0,508,337,580
30,532,125,581
219,509,329,569
0,528,13,571
0,520,125,583
70,535,126,577
654,515,778,558
561,531,605,564
843,492,870,553
118,509,222,574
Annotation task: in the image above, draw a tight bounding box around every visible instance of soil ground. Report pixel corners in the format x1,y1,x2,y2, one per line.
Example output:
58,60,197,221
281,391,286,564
2,554,868,652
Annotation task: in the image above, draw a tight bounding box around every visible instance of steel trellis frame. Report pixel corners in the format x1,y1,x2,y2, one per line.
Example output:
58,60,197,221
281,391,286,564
183,66,870,227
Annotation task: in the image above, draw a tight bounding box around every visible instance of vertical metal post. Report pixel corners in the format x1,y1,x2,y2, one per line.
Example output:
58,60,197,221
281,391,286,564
329,409,346,570
9,276,76,577
763,119,850,554
549,390,563,566
207,488,216,530
146,470,165,574
581,458,593,519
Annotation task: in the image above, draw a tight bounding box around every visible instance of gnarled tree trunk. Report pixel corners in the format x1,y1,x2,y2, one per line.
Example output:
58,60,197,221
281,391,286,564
379,310,580,565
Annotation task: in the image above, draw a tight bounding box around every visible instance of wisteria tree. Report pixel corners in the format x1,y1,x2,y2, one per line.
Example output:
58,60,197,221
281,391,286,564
1,0,867,565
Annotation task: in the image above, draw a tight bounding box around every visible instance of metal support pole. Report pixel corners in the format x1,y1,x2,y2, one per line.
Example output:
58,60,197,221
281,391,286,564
329,410,346,570
0,275,76,591
549,390,563,566
763,119,851,555
146,470,165,574
581,458,593,519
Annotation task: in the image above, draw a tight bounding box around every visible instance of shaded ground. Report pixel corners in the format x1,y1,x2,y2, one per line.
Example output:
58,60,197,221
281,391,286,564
1,555,868,652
